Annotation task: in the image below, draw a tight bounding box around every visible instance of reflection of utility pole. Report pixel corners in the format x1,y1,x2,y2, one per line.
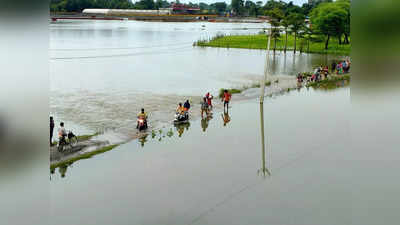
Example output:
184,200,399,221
258,103,271,177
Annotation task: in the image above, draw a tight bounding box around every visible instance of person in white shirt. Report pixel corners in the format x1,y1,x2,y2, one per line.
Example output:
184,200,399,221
58,122,67,141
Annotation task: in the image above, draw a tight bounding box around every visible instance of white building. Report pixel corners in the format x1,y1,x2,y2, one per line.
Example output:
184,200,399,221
82,8,172,16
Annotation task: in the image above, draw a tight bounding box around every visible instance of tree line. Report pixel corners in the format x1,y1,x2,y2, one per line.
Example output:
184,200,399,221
261,0,350,52
230,0,334,17
50,0,331,15
50,0,229,14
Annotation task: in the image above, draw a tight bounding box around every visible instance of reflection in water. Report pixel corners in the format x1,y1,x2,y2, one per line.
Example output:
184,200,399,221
59,165,68,178
258,103,271,177
201,115,213,132
50,163,73,179
221,112,231,127
175,122,191,137
139,134,148,147
311,79,350,91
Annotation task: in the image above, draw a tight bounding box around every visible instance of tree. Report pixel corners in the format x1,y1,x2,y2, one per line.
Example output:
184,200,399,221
287,13,305,54
50,0,135,12
199,3,209,11
155,0,162,9
214,2,227,15
266,8,284,52
303,26,313,53
310,2,347,50
244,1,258,17
336,0,350,44
301,0,332,15
263,0,285,12
231,0,244,16
281,16,290,53
284,1,303,16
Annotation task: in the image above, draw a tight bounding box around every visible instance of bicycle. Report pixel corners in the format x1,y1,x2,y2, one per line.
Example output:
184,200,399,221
57,131,78,152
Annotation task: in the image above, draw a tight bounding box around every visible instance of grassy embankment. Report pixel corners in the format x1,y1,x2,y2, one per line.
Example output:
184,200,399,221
50,144,120,170
51,132,121,170
306,74,350,89
219,73,350,98
52,133,100,146
218,81,272,98
195,34,351,55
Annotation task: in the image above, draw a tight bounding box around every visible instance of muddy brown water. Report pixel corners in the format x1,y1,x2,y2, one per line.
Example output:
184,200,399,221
50,20,346,142
50,87,357,225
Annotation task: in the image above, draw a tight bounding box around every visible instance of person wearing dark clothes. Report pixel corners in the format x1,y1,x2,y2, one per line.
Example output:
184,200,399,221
331,62,337,73
50,116,55,146
183,100,191,111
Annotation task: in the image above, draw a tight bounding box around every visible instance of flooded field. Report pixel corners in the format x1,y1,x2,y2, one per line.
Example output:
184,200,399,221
51,87,353,225
49,21,360,224
50,20,345,140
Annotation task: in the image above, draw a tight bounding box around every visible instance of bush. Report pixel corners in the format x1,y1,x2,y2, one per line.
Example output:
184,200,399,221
218,88,242,98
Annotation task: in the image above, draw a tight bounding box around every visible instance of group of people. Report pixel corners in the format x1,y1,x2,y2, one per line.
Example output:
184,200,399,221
51,90,233,146
139,90,232,127
296,59,351,83
332,59,351,75
176,100,191,114
201,92,213,118
201,90,232,118
297,66,329,83
175,100,191,121
50,116,67,146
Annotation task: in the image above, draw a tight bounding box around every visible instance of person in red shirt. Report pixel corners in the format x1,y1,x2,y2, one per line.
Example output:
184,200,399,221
222,89,231,112
205,92,213,110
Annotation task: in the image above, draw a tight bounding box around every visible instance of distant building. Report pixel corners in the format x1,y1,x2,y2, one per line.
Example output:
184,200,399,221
171,3,200,14
83,4,201,16
82,8,172,16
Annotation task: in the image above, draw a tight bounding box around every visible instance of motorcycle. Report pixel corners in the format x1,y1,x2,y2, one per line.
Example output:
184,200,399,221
174,111,189,125
137,118,148,131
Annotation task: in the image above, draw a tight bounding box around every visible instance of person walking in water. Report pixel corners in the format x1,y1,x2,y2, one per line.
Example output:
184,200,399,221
222,90,231,112
201,97,209,118
205,92,213,110
50,116,55,146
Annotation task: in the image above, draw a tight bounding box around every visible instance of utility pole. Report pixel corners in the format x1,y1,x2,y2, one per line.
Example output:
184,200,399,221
258,24,272,178
260,25,272,103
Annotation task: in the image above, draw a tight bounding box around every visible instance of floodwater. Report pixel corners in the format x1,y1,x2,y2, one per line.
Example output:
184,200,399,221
50,87,354,225
50,20,345,139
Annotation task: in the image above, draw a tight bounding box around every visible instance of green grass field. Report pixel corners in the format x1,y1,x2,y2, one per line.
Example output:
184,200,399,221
195,34,350,55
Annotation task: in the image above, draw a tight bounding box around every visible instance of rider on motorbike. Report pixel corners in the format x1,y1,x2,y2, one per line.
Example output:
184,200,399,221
176,103,188,121
137,108,148,129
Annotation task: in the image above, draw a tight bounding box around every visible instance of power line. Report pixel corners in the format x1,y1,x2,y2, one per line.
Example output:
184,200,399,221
50,46,193,60
50,41,194,51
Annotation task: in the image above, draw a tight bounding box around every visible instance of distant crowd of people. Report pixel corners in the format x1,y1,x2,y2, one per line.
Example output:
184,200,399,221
297,59,351,83
332,59,351,75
